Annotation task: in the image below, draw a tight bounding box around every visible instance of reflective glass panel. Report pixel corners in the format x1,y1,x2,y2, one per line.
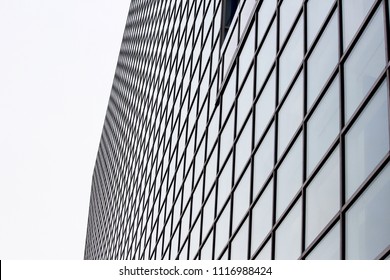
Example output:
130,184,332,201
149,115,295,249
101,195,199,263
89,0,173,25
237,69,253,130
222,67,237,121
344,5,386,120
278,73,303,157
306,147,340,246
251,179,273,254
231,219,249,259
307,76,340,174
220,111,235,165
253,123,274,195
342,0,376,49
256,20,276,92
255,70,276,143
307,0,334,47
306,223,340,260
279,0,302,44
346,164,390,259
345,81,389,199
233,167,250,231
275,199,302,260
307,12,338,108
218,156,233,213
257,0,276,44
215,203,230,257
276,134,303,218
279,17,303,98
239,24,255,84
255,238,271,260
235,116,252,176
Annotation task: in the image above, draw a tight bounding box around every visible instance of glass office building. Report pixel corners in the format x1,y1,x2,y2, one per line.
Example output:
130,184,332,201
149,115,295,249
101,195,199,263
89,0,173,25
84,0,390,260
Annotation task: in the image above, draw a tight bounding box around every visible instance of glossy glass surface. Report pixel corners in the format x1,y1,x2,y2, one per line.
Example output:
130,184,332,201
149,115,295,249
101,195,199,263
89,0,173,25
345,81,389,199
306,223,340,260
344,5,386,120
346,164,390,259
306,147,340,246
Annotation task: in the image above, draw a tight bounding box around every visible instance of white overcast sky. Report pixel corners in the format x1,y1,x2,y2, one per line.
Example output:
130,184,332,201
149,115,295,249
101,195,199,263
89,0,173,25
0,0,131,259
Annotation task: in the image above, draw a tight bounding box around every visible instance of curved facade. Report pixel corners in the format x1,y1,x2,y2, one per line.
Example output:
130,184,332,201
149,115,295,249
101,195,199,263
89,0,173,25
84,0,390,260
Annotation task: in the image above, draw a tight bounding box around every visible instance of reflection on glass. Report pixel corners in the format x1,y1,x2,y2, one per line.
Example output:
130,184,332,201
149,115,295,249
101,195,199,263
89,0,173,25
306,147,340,246
240,0,256,36
215,203,230,258
344,5,386,120
307,0,334,46
277,134,302,219
237,69,253,130
231,219,249,259
253,123,274,195
256,20,276,92
251,179,273,255
345,81,389,199
275,199,302,259
279,0,302,44
235,116,252,176
342,0,376,49
257,0,276,44
306,223,340,260
255,70,275,143
307,12,338,108
278,73,303,157
307,76,340,174
233,167,250,231
218,156,232,213
346,164,390,259
279,17,303,98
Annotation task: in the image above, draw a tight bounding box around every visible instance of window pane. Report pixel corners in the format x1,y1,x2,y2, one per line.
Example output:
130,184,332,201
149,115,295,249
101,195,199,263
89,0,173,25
253,123,274,195
306,223,340,260
344,5,386,120
278,73,303,157
307,0,334,47
279,0,302,44
239,23,255,84
237,69,253,130
218,156,233,213
202,188,215,237
256,20,276,92
346,164,390,259
342,0,376,49
307,76,340,174
307,12,338,108
215,203,230,257
235,116,252,176
345,81,389,199
279,17,303,98
222,67,237,122
257,0,276,44
275,199,302,260
306,147,340,246
276,134,303,219
255,70,276,143
220,110,235,165
251,179,273,255
233,167,250,231
231,219,249,259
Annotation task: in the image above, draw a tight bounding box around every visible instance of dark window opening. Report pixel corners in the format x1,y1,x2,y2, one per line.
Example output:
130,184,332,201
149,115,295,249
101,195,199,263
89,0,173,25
222,0,240,43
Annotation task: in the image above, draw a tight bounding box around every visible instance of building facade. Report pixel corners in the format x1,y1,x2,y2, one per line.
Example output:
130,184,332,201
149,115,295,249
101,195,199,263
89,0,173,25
84,0,390,260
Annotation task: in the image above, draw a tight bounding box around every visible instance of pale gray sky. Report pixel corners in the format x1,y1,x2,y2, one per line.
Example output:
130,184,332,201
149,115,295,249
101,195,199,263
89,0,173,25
0,0,131,259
